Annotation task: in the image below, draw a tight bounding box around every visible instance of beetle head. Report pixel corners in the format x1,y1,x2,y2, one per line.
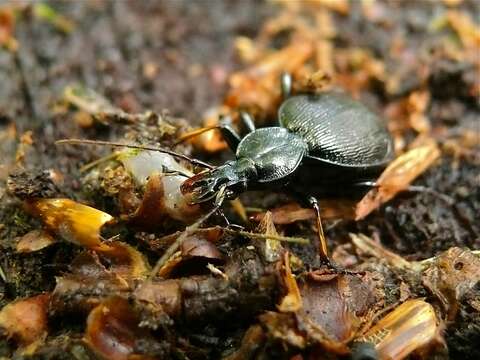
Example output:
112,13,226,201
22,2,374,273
181,158,257,204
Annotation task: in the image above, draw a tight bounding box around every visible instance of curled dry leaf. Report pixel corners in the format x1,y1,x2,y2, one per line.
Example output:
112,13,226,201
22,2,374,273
98,241,150,282
256,211,283,262
25,198,114,250
16,229,57,253
85,296,157,360
181,236,222,261
155,235,223,278
357,299,443,360
422,247,480,321
355,141,441,220
0,294,50,350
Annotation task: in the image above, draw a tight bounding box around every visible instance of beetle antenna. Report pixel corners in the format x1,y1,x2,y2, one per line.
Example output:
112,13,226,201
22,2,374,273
56,138,214,169
175,125,220,145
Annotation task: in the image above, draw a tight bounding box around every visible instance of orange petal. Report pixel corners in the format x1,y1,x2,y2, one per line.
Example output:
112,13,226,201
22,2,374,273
358,300,443,360
25,198,114,250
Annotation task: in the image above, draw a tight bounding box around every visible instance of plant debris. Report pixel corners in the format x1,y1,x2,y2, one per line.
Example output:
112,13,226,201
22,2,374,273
0,1,478,359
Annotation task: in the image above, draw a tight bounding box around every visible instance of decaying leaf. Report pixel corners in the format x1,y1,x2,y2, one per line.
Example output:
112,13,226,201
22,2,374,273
294,272,383,354
355,141,441,220
260,311,307,349
85,296,159,360
16,229,57,253
25,198,114,250
99,241,150,282
262,269,384,354
357,299,444,360
51,251,130,315
0,294,50,351
422,247,480,321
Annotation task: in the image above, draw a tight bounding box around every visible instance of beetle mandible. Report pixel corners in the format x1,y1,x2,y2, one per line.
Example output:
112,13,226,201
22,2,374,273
180,73,394,264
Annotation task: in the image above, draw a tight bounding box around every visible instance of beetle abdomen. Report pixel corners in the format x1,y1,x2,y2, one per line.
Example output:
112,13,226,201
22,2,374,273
278,93,393,167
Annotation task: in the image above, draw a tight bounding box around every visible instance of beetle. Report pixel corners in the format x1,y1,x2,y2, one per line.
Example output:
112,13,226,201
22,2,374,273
180,73,394,263
58,73,394,265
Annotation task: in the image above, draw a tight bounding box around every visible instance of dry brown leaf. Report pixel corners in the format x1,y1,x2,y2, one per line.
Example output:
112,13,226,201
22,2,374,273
355,141,441,220
278,252,302,312
256,211,283,262
16,229,57,253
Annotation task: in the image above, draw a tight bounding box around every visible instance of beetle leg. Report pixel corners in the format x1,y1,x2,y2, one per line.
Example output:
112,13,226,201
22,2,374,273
281,72,293,99
239,111,256,133
218,114,242,152
307,196,330,264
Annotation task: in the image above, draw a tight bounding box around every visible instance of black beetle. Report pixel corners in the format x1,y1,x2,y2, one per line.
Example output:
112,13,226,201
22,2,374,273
58,73,394,264
180,73,394,262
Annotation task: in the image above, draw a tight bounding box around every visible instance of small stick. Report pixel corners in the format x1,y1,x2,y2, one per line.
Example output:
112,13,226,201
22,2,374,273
224,228,309,244
56,138,214,169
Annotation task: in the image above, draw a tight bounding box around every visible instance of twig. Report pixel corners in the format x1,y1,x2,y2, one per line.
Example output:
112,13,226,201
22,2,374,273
224,228,309,244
